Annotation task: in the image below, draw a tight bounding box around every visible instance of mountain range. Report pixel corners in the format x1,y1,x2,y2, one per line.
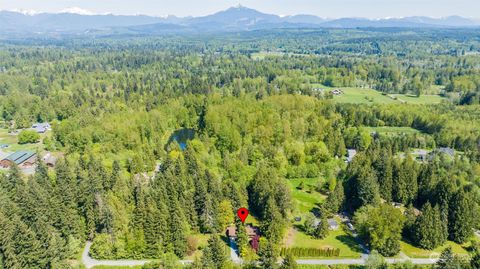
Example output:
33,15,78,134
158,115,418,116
1,5,479,36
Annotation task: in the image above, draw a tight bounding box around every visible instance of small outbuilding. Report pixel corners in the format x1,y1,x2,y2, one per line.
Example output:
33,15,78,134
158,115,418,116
346,149,357,163
42,153,57,168
327,218,339,230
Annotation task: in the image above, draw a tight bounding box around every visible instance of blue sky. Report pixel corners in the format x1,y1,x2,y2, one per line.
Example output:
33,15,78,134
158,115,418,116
1,0,479,18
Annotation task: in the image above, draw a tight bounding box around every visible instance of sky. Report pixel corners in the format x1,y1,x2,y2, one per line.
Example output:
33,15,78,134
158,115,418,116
1,0,479,19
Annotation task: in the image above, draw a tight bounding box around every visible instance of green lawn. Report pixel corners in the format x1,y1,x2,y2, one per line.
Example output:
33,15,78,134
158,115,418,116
391,94,446,104
185,233,211,259
0,128,46,153
333,88,398,104
287,178,326,215
400,240,471,258
308,84,447,105
284,227,363,259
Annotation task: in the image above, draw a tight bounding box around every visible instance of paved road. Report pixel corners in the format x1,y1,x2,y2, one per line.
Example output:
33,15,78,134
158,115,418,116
82,241,438,268
296,257,438,265
82,241,192,269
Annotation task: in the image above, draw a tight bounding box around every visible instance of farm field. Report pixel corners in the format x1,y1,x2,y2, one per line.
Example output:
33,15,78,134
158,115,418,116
309,84,447,104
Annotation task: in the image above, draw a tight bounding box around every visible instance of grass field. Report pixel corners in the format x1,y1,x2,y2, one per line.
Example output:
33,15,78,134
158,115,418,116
391,94,446,104
284,227,363,259
309,84,447,104
287,178,326,216
251,51,286,60
400,239,471,258
332,88,398,104
0,128,46,152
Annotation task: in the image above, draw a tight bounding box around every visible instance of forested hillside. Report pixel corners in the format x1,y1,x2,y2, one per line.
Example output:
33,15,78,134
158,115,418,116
0,28,479,269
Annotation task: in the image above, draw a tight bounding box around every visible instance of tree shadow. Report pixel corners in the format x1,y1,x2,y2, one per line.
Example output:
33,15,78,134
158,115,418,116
336,235,366,254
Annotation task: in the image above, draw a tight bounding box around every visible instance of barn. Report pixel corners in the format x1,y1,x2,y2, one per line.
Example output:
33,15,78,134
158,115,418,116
0,151,37,168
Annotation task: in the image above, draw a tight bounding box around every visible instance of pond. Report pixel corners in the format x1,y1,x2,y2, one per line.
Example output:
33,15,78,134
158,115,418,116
166,128,195,151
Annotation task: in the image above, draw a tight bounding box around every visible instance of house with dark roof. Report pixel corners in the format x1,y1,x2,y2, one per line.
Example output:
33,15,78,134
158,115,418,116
0,151,37,168
31,123,51,133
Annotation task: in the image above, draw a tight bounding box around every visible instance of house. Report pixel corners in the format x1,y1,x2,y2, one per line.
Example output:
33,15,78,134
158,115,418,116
330,89,344,95
346,149,357,163
412,149,429,162
428,147,455,161
226,225,260,239
327,219,339,230
438,147,455,157
31,122,51,133
0,151,37,168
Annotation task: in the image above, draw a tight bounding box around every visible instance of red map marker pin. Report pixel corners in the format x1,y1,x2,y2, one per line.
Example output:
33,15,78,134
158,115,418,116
237,207,249,224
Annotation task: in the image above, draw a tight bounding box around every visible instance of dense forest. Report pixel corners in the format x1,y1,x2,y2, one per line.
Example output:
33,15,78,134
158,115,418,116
0,28,479,269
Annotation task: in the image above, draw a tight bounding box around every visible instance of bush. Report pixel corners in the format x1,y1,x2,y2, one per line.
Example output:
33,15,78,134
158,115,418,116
18,130,40,144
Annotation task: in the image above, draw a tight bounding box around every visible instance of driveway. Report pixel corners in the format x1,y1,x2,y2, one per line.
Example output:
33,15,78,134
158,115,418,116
229,238,242,264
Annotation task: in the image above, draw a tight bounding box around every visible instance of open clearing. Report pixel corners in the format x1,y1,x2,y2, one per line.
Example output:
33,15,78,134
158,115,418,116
309,84,447,104
284,227,363,259
287,178,326,215
0,128,46,152
400,239,471,258
391,94,445,104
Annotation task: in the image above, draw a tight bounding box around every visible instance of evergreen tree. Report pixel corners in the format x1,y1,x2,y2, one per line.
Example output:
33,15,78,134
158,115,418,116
324,180,345,213
202,234,227,269
168,200,188,258
434,247,469,269
413,203,446,249
259,239,278,269
314,210,329,240
303,213,316,236
280,253,298,269
355,166,381,210
374,150,393,202
448,190,475,243
235,218,249,258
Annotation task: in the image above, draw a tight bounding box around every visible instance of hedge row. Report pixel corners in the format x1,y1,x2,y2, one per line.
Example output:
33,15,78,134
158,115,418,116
280,247,340,257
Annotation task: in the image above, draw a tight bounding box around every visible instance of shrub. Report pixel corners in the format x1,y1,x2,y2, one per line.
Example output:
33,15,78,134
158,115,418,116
18,130,40,144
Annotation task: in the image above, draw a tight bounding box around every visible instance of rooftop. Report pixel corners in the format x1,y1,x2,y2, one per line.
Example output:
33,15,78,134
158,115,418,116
3,151,36,165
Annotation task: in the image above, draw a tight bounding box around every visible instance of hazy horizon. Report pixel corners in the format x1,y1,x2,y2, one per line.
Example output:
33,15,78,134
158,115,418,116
1,0,480,19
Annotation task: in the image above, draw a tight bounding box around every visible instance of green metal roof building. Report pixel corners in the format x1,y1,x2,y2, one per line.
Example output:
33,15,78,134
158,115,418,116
0,151,37,168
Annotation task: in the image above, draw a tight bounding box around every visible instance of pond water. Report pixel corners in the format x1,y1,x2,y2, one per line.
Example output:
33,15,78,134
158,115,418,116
166,128,195,151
